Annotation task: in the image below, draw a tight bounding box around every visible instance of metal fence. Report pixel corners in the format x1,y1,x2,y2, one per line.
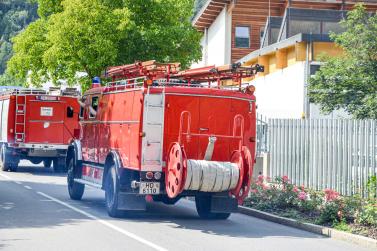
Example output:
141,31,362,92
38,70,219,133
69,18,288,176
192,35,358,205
268,119,377,196
256,114,268,156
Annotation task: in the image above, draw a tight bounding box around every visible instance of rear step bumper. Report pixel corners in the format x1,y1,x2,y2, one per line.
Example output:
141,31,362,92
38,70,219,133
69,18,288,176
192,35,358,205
14,143,69,150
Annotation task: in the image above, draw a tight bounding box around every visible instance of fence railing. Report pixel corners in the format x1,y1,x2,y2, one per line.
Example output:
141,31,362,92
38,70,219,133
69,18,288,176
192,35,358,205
256,114,268,156
268,119,377,196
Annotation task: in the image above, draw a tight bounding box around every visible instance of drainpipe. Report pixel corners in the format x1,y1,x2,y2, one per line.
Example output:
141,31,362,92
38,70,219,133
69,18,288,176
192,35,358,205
204,27,209,66
303,35,312,119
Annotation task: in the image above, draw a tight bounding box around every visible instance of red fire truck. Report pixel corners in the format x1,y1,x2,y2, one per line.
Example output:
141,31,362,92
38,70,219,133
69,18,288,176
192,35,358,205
0,87,80,172
66,61,263,218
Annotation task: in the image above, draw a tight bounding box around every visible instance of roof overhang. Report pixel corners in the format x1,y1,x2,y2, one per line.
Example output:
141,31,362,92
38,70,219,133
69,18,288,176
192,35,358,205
192,0,231,32
237,33,333,64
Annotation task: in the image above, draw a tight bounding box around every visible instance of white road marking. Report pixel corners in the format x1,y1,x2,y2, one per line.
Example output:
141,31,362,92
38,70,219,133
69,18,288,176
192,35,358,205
36,192,168,251
14,181,22,185
1,172,167,251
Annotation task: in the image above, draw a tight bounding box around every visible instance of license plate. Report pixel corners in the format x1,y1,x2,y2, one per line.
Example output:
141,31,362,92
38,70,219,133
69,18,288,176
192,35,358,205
139,182,160,194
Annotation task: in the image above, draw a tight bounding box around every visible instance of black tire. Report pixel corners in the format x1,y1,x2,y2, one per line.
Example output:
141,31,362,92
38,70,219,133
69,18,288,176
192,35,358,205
43,159,52,168
0,145,9,171
30,158,42,165
53,157,67,173
0,145,16,172
155,195,181,205
105,165,122,217
67,158,85,200
9,159,19,172
195,195,231,220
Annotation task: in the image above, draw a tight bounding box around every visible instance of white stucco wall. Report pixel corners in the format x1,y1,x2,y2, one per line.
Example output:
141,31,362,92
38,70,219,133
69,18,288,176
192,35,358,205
192,7,231,68
250,62,306,119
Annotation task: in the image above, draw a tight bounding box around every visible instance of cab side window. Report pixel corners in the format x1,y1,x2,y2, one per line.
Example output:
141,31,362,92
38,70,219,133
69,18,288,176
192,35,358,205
89,96,99,119
79,97,86,119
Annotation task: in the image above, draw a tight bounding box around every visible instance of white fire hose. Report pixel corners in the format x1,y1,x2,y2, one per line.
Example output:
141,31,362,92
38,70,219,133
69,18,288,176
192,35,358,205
184,159,239,192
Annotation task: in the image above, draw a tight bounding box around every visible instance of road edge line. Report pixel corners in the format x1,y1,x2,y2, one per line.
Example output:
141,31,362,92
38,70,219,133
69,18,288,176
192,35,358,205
35,191,168,251
238,206,377,250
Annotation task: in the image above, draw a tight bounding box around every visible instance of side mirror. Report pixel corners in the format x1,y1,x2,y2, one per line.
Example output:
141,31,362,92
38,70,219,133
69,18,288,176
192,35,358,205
67,106,74,118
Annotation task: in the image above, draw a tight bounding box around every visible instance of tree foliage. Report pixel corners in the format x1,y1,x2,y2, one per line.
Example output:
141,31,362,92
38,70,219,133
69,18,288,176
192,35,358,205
0,0,38,75
8,0,202,89
309,4,377,119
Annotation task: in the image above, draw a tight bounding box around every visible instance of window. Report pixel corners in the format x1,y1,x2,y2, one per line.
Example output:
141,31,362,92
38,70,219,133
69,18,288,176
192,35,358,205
89,96,99,119
79,97,86,119
235,26,250,48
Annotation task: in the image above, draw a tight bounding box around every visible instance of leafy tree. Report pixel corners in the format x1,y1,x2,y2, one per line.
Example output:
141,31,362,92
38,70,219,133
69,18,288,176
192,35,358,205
0,0,38,75
8,0,202,90
0,73,23,87
309,4,377,119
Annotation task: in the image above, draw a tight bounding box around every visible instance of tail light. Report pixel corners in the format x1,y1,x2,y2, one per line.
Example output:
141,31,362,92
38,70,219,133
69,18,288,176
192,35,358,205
146,171,154,180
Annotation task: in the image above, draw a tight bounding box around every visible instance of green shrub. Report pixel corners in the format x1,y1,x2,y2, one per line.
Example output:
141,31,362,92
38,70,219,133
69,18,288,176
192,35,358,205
356,201,377,226
367,175,377,199
318,201,342,225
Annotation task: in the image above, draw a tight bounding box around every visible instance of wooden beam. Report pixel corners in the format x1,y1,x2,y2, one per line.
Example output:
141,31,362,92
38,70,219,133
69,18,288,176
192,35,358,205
276,49,287,69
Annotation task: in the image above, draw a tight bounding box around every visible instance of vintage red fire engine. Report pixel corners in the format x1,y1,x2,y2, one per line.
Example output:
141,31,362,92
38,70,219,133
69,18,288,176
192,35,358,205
0,87,80,172
66,61,263,218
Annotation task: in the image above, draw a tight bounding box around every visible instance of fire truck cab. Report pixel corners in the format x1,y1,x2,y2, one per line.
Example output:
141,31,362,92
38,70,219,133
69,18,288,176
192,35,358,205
0,87,80,172
67,61,263,218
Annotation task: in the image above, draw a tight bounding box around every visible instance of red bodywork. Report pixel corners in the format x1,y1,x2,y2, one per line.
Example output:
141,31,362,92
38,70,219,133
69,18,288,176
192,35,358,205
79,61,261,204
81,87,256,167
0,90,80,161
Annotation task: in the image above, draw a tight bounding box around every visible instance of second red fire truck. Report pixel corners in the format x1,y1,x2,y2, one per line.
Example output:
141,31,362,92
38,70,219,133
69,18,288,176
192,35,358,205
0,87,80,172
66,61,263,218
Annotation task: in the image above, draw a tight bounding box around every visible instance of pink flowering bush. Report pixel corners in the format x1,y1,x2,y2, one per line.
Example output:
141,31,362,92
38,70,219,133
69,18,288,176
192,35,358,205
244,175,377,237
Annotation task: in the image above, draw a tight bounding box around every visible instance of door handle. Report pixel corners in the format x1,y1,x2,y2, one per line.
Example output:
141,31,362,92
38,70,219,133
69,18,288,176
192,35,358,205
199,127,209,131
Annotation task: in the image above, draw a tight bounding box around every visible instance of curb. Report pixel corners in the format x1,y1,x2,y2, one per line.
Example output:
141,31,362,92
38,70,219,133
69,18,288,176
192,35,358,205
238,206,377,250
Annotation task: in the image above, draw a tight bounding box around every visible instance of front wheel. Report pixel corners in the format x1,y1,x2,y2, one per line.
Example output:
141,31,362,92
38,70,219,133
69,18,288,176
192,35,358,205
105,166,122,217
195,195,231,220
0,145,10,171
67,158,85,200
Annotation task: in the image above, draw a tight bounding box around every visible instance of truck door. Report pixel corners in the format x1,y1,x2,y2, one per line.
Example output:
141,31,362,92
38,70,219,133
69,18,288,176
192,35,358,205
87,95,99,162
198,97,232,161
26,97,65,144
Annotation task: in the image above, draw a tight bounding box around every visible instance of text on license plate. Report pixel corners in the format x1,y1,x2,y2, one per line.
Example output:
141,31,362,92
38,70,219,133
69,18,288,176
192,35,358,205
139,182,160,194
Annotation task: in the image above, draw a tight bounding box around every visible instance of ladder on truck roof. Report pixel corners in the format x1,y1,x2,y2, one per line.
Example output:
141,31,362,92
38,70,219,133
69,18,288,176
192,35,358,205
14,94,26,143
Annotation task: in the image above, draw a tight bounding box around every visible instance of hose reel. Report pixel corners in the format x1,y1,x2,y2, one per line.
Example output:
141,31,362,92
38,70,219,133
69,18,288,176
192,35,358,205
165,142,253,203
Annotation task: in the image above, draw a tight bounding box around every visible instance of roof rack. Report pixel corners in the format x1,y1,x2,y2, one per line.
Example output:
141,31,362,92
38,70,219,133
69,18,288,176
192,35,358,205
0,87,80,97
103,60,264,91
106,60,180,80
0,88,47,96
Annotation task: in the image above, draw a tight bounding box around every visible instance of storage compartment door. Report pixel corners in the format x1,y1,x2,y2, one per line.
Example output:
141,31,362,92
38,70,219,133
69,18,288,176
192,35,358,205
26,101,65,144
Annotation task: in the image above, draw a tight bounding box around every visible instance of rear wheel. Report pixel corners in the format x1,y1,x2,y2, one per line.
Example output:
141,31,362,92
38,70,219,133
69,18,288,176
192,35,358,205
195,195,231,220
67,158,85,200
105,165,122,217
53,157,66,173
43,159,52,168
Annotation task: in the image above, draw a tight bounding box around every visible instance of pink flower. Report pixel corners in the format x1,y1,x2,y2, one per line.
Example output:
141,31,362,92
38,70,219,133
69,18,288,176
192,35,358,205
298,191,307,201
324,189,339,202
262,183,269,190
250,189,257,194
266,176,272,182
300,185,305,191
257,175,264,182
293,186,299,193
282,175,290,183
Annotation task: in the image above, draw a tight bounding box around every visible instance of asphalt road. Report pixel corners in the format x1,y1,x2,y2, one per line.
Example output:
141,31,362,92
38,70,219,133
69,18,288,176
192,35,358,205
0,161,373,251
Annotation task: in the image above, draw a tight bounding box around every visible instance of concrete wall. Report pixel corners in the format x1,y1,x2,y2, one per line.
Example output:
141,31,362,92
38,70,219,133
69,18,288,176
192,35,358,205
250,62,306,119
192,7,231,67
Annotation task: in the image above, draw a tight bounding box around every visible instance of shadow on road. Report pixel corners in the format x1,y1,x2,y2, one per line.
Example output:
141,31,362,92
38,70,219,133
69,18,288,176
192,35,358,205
0,165,325,241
